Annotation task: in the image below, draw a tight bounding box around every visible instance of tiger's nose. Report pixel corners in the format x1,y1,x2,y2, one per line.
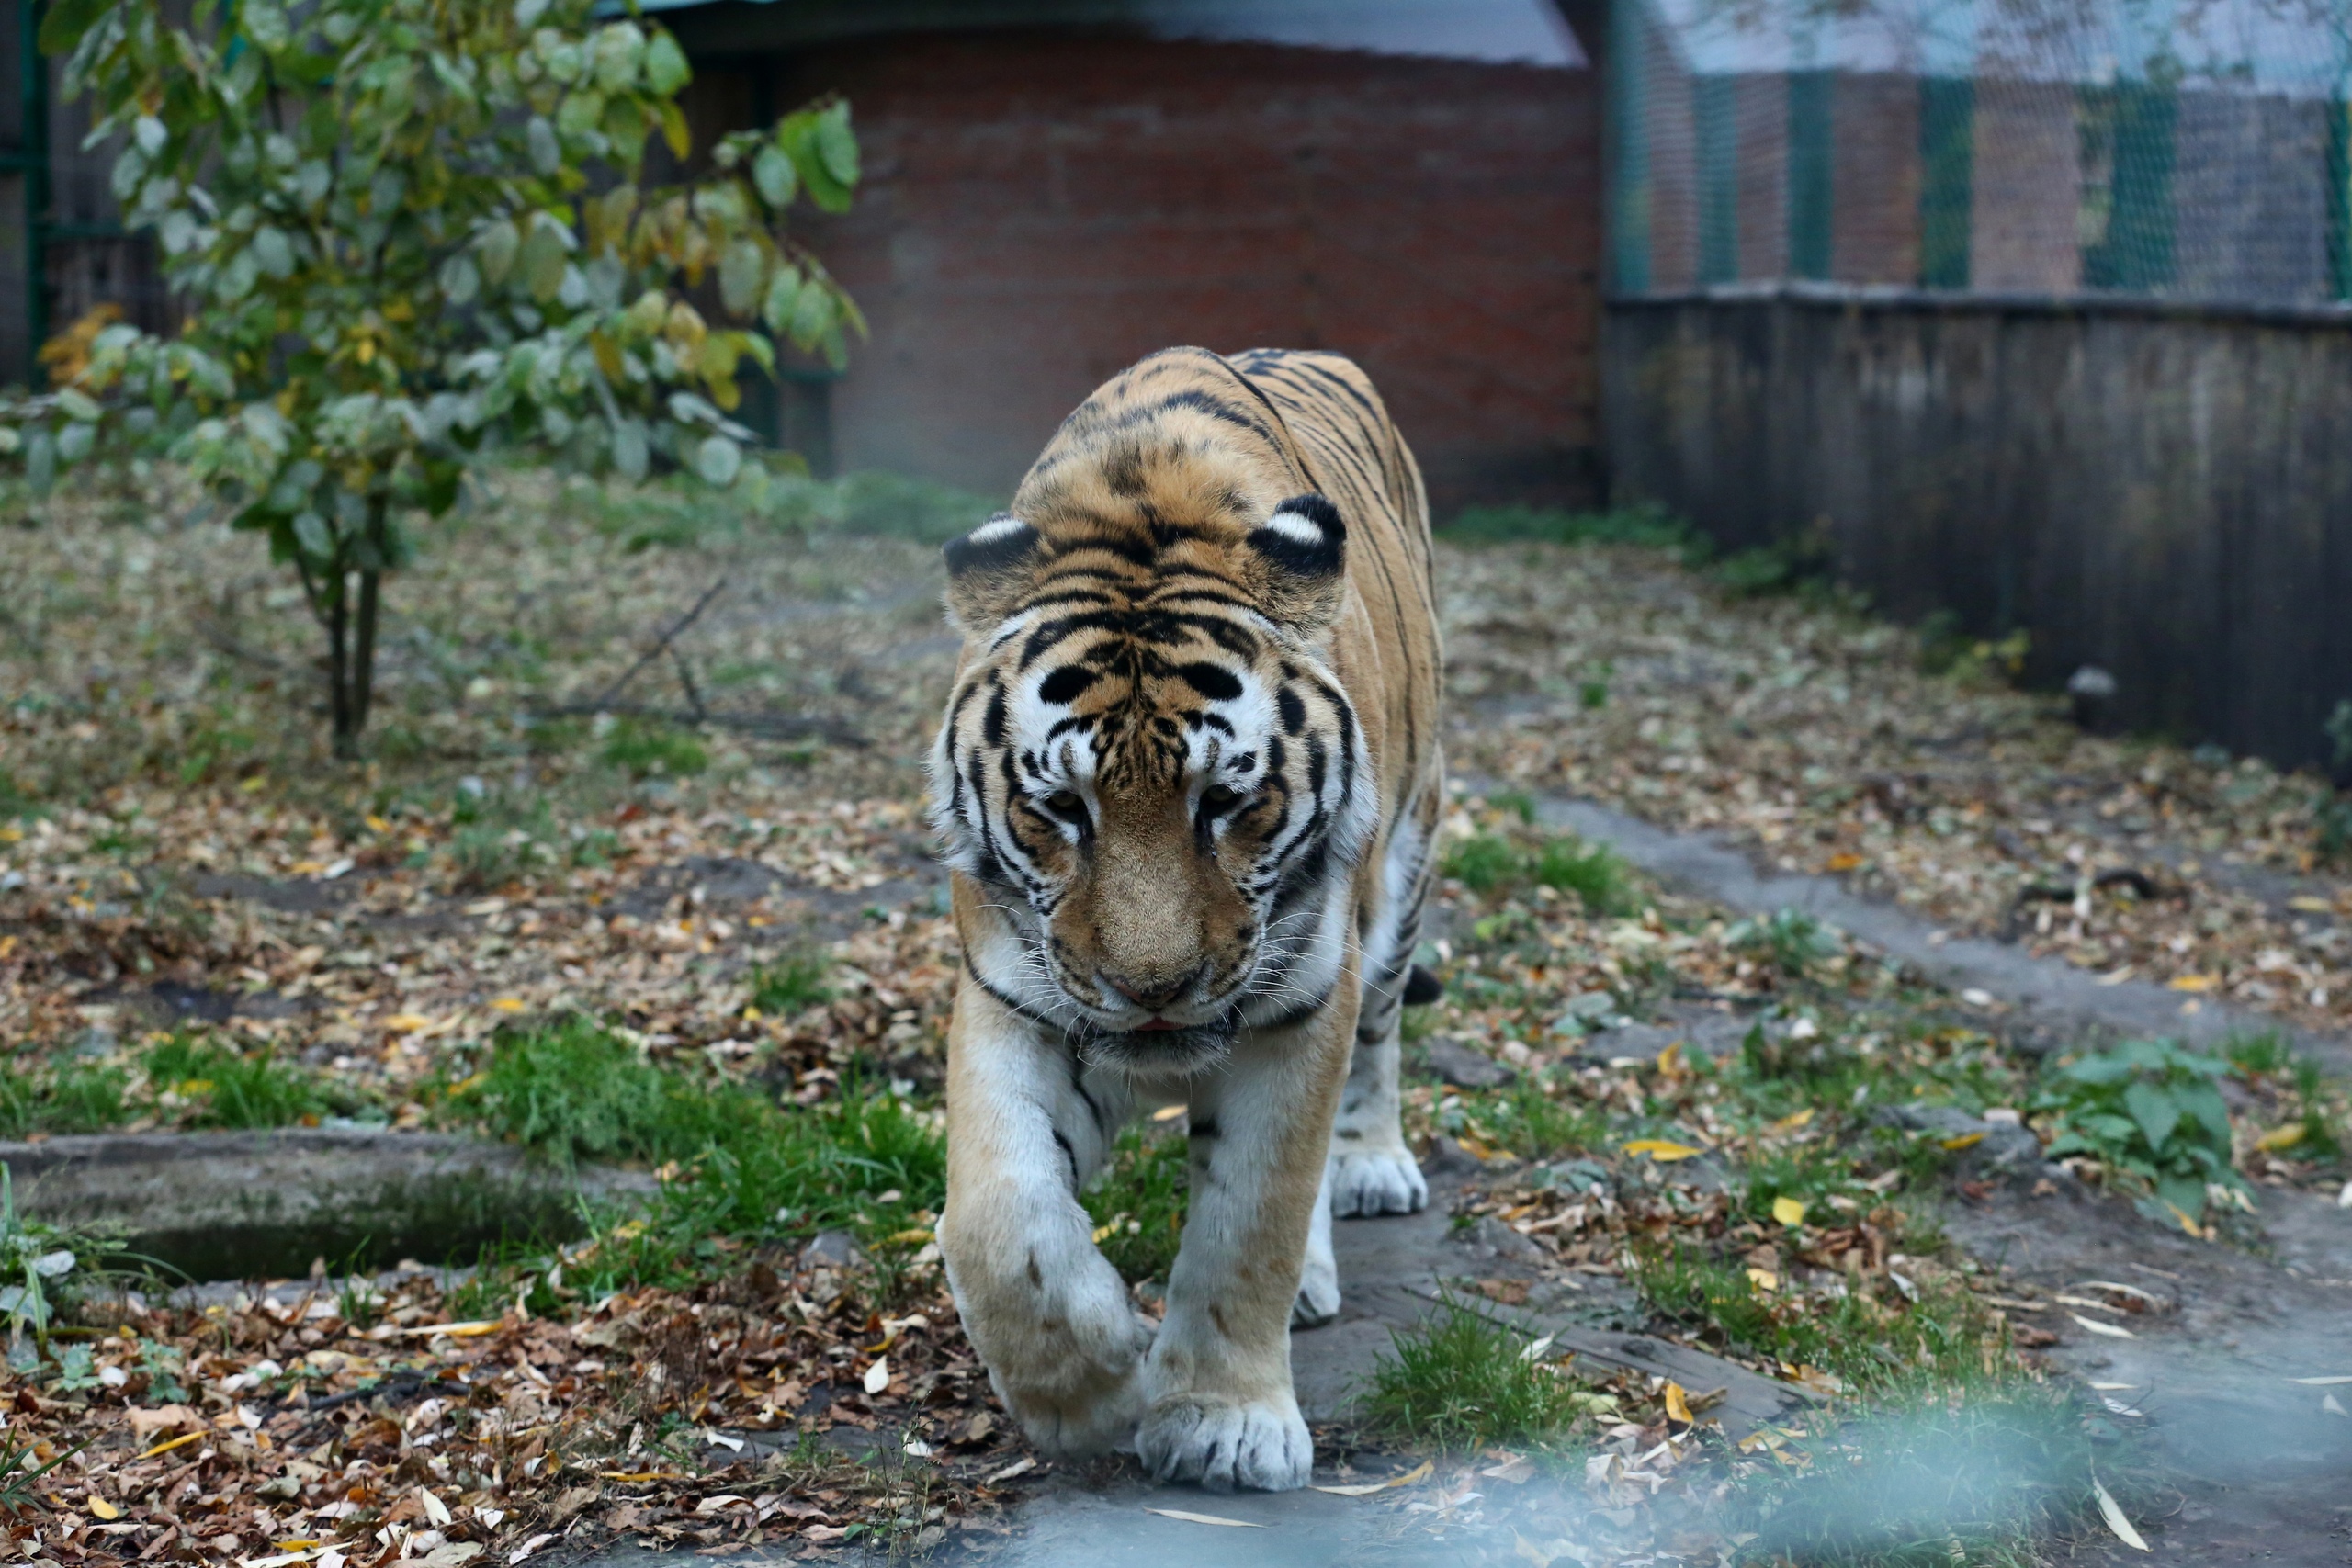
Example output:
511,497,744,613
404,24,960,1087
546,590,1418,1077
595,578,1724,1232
1105,967,1200,1010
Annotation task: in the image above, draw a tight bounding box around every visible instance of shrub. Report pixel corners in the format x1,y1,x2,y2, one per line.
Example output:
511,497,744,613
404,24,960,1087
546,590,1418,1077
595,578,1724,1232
1442,502,1698,555
748,953,832,1016
1725,908,1842,976
142,1033,328,1130
2031,1039,2247,1225
601,716,709,779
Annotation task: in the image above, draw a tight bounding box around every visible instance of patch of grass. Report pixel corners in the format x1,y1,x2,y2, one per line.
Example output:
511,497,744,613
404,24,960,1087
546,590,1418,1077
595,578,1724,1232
1445,827,1639,916
141,1033,333,1130
1726,908,1842,976
1359,1296,1616,1455
748,952,832,1016
1441,502,1698,555
1082,1123,1188,1285
1456,1075,1607,1162
1737,1142,1866,1230
458,1017,766,1168
446,785,561,889
452,1018,948,1297
1727,1386,2102,1567
1530,836,1634,915
1629,1239,2013,1402
2030,1038,2247,1225
0,1060,130,1138
601,716,708,779
1442,830,1521,893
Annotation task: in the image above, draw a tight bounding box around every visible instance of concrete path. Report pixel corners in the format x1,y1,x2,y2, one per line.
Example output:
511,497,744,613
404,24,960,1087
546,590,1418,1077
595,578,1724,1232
1527,791,2352,1075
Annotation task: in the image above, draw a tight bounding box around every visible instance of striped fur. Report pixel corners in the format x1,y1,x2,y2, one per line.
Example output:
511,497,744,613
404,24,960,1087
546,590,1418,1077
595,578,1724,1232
929,347,1443,1491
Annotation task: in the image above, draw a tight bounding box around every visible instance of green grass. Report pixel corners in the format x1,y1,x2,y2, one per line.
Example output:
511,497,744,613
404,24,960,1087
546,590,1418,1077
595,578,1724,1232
0,1060,129,1138
456,1016,768,1168
448,1017,947,1297
1443,828,1638,915
1359,1297,1616,1455
141,1033,334,1129
748,952,832,1016
1082,1123,1188,1285
1726,908,1843,976
1725,1386,2103,1567
1627,1240,2010,1402
1530,836,1635,915
1452,1075,1607,1162
601,716,708,779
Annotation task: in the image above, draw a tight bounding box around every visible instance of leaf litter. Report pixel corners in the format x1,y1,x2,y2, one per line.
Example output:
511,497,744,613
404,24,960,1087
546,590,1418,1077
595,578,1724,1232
0,486,2342,1562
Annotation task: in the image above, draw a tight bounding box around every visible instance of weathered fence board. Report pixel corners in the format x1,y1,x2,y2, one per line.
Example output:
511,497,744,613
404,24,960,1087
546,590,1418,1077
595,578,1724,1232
1602,286,2352,771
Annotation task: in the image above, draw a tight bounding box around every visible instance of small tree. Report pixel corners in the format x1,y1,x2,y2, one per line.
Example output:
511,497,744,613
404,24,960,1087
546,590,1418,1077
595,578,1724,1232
13,0,863,755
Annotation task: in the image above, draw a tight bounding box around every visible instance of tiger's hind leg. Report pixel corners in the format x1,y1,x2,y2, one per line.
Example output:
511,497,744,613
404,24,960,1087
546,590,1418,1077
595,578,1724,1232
1326,812,1434,1219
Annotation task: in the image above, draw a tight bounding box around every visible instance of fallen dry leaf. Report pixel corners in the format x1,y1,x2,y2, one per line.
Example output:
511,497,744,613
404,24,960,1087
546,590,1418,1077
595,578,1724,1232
1144,1507,1264,1528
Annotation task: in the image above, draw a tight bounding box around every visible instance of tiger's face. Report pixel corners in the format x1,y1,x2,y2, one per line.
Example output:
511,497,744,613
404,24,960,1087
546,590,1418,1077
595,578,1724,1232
930,493,1376,1075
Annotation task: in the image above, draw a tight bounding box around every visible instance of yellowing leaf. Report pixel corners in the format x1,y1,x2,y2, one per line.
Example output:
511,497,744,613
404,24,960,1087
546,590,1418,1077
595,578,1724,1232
491,997,526,1012
2071,1313,2137,1339
134,1431,205,1461
2289,896,2334,913
1623,1138,1703,1162
1940,1131,1987,1151
1656,1043,1684,1077
1747,1266,1780,1292
2255,1122,2306,1153
1770,1108,1815,1133
1143,1508,1262,1528
1312,1460,1433,1497
1150,1103,1186,1122
1663,1381,1694,1425
383,1013,432,1032
1772,1196,1808,1227
2092,1476,2149,1551
885,1229,934,1247
88,1497,120,1520
1826,852,1864,872
2167,974,2218,993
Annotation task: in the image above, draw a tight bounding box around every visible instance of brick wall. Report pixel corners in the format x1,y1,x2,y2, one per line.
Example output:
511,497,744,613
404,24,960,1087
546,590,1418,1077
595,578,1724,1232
696,32,1602,513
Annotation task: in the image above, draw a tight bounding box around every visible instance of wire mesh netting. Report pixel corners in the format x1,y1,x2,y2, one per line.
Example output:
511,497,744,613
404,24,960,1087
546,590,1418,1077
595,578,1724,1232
1610,0,2352,304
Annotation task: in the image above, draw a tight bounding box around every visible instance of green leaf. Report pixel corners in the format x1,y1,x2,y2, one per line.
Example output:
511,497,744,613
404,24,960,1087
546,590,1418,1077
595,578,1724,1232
611,418,648,481
291,511,334,562
752,143,796,209
2154,1174,2206,1223
815,101,858,186
592,22,644,94
557,89,605,140
134,116,168,157
695,434,741,486
2122,1081,2179,1153
760,265,802,334
718,239,764,315
2177,1082,2233,1145
787,277,833,346
479,219,521,286
520,218,568,301
526,116,560,175
56,423,93,464
24,430,54,493
643,31,690,96
37,0,110,56
253,227,295,279
439,254,481,306
514,0,551,28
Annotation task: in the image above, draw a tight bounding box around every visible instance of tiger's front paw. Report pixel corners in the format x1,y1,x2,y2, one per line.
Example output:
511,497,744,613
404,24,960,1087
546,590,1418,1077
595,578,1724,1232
1329,1148,1427,1216
1136,1392,1313,1493
998,1359,1150,1458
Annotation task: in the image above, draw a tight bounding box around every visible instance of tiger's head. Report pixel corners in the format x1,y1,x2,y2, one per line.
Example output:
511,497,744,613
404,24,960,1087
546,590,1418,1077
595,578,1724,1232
929,476,1375,1076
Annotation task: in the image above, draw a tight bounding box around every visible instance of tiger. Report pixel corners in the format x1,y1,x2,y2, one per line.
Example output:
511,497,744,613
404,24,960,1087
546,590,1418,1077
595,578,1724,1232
928,345,1445,1493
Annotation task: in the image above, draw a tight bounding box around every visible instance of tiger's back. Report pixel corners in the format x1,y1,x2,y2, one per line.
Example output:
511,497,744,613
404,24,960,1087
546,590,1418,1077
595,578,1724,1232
929,346,1445,1493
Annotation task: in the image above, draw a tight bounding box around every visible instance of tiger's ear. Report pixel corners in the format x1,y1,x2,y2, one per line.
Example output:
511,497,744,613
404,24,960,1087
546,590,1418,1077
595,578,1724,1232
1245,493,1348,634
942,513,1042,629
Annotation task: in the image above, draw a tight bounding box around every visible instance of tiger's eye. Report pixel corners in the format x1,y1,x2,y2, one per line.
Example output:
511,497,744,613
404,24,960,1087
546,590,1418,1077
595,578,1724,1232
1043,790,1088,823
1199,784,1244,816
